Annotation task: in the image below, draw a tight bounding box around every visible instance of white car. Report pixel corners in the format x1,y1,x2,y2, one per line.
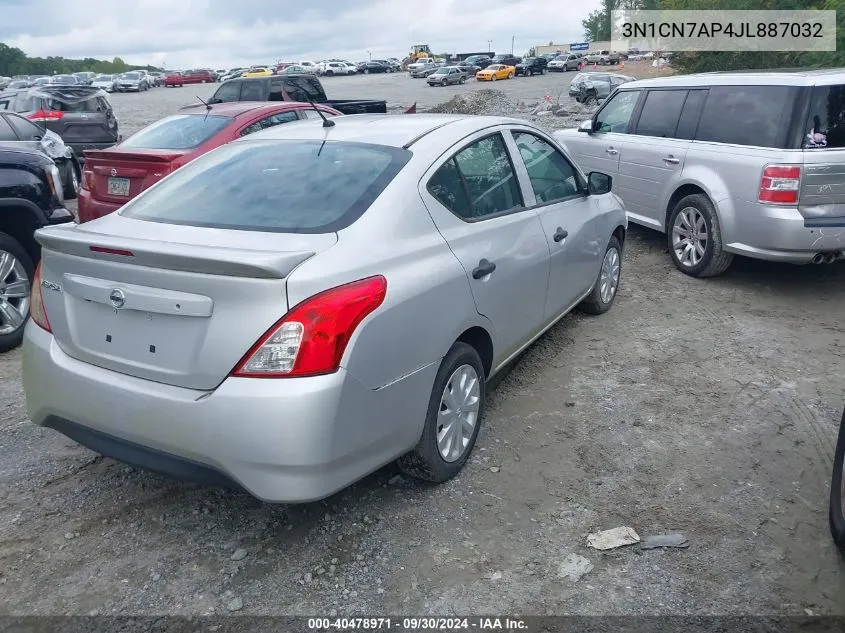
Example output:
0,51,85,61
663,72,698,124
320,61,355,76
298,61,319,74
91,74,118,92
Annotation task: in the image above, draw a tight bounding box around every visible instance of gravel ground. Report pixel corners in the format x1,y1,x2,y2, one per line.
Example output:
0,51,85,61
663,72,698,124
2,65,844,618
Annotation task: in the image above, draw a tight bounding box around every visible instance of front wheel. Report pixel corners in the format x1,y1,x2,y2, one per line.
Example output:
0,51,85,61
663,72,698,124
830,406,845,554
667,193,734,277
491,75,497,81
583,91,598,105
398,342,486,483
0,233,35,353
579,235,623,315
460,76,466,84
508,72,514,79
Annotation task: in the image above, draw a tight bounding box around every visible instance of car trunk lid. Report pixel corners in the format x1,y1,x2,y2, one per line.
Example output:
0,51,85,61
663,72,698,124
35,218,337,390
84,149,186,203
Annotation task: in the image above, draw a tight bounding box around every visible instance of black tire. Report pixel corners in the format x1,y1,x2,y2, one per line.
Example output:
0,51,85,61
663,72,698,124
442,79,448,86
325,70,334,76
63,160,80,200
579,234,623,315
0,232,35,353
830,406,845,554
398,342,486,483
460,76,466,84
666,193,734,278
584,91,598,105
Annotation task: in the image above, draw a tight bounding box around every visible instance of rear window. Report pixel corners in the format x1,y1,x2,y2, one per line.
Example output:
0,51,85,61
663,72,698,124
121,114,232,150
695,85,797,149
44,96,105,113
804,84,845,149
120,140,412,233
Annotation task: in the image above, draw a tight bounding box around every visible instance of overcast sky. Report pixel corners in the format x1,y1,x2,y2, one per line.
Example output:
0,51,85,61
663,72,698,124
2,0,601,68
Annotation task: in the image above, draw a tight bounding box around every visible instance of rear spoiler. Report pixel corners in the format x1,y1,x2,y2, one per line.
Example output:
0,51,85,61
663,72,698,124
35,225,315,279
82,149,183,162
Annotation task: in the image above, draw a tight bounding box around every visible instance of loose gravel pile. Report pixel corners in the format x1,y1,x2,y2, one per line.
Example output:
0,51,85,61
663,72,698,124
425,88,599,134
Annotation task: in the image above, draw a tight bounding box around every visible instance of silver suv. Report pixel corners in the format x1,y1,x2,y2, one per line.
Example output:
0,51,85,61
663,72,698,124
555,70,845,277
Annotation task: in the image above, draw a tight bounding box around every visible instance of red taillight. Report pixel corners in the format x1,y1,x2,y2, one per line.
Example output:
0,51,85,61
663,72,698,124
28,110,65,122
232,276,387,378
89,246,134,256
759,165,801,204
81,166,95,191
30,262,51,332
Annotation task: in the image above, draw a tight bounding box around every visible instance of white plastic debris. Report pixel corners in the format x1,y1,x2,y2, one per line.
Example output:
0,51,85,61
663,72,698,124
557,553,593,581
586,526,640,550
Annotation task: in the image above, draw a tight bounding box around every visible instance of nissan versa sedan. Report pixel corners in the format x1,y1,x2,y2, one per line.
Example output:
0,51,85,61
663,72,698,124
22,114,627,503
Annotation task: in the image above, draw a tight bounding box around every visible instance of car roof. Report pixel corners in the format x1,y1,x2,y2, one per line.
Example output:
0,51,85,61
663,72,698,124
176,102,326,118
237,113,528,148
625,68,845,89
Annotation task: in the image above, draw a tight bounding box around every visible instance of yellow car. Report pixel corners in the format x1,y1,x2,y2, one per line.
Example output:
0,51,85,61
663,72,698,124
476,64,515,81
241,67,272,78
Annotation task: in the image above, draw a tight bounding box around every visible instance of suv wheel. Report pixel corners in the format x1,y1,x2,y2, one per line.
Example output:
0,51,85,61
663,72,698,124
63,161,80,200
0,232,34,353
830,406,845,554
667,193,734,277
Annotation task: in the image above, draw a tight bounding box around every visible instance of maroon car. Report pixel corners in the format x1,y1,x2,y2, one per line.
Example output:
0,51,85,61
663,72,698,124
78,101,342,223
164,71,184,87
181,69,217,84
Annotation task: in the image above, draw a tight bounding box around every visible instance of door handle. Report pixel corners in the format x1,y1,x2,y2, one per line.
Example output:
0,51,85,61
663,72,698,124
472,258,497,279
606,147,618,155
553,227,569,242
662,155,680,164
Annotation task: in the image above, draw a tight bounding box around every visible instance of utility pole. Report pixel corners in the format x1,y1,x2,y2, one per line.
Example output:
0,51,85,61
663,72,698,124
487,40,492,52
511,35,514,55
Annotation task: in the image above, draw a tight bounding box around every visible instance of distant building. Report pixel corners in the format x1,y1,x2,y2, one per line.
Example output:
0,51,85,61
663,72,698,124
534,41,612,56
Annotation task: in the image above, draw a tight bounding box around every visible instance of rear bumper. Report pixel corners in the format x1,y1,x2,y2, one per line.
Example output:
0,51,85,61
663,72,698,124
721,200,845,263
77,188,122,223
22,325,435,503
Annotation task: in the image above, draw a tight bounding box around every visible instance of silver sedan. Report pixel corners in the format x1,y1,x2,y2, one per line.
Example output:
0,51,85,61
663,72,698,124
22,114,627,503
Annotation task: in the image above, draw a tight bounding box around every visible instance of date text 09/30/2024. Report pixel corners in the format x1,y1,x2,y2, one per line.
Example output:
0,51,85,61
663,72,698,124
308,618,528,630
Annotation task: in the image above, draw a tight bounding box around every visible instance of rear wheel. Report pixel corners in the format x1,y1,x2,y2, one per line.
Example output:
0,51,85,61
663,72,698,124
398,342,485,483
63,160,80,200
460,76,466,84
584,90,598,105
830,406,845,554
0,233,34,353
508,72,514,79
667,193,734,277
325,70,334,76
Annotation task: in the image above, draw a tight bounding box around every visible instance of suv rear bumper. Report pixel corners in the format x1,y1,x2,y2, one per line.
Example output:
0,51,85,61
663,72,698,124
722,201,845,263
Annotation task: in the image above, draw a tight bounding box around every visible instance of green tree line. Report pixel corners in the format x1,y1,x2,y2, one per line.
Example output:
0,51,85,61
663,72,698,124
0,42,161,77
582,0,845,73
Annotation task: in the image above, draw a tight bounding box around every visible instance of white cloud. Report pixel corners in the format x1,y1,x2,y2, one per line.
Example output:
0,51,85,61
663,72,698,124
1,0,600,69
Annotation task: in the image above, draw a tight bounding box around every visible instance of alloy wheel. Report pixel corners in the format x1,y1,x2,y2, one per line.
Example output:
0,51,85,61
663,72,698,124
672,206,708,268
0,250,30,336
437,364,481,463
599,247,621,304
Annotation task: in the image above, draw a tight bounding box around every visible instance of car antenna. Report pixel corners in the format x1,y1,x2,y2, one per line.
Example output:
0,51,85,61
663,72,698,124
195,94,212,121
306,95,335,128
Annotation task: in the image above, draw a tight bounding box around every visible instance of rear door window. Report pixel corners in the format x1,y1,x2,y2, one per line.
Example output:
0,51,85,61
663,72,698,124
695,85,797,148
633,89,688,138
119,140,412,233
804,84,845,148
674,89,708,140
239,81,264,101
0,117,17,141
240,110,299,136
283,77,327,102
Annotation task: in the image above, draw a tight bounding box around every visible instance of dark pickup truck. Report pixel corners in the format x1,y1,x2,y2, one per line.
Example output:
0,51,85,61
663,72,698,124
208,75,387,114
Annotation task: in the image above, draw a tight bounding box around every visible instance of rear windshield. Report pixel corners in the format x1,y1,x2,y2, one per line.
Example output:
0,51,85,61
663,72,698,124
44,96,106,113
804,84,845,149
121,114,232,150
120,140,412,233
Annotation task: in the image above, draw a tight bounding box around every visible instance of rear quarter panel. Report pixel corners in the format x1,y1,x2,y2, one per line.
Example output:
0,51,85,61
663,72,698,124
284,168,487,392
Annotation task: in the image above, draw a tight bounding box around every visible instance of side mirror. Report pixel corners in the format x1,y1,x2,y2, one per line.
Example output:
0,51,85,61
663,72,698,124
578,119,594,133
587,172,612,195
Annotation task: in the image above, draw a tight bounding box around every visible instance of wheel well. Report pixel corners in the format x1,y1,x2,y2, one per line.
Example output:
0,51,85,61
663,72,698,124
0,207,40,263
613,225,626,246
664,184,706,231
456,327,494,378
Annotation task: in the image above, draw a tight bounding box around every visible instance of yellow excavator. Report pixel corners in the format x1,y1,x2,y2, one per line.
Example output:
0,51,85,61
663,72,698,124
409,44,432,63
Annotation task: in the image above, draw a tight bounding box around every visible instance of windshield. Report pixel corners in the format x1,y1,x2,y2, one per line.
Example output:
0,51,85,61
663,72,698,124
95,75,112,81
52,75,75,82
123,72,140,79
120,140,412,233
522,58,535,63
120,114,232,150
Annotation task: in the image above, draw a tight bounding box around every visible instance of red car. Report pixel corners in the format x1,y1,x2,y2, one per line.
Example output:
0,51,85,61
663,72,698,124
77,101,342,223
164,71,184,87
181,69,217,84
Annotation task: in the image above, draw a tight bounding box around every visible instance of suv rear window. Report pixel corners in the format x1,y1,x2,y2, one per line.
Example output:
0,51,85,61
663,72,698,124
695,85,797,148
121,114,232,150
804,84,845,149
120,140,412,233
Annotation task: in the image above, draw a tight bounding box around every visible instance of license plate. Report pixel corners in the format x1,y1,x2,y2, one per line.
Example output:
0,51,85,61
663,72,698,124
107,177,130,197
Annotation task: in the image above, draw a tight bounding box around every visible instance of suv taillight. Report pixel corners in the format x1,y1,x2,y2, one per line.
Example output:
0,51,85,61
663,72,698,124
28,110,64,122
759,165,801,204
30,262,52,332
232,276,387,378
